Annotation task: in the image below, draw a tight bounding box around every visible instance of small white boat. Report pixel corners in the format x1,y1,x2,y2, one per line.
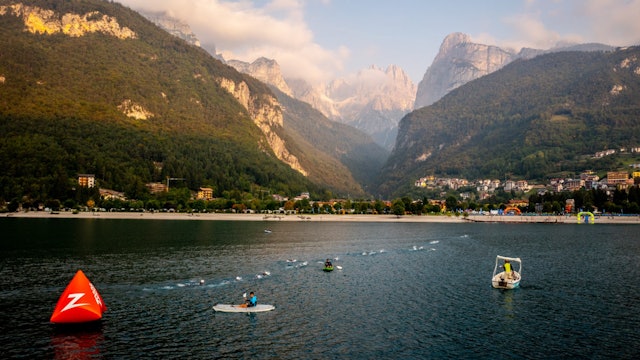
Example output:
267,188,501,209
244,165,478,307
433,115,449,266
491,255,521,289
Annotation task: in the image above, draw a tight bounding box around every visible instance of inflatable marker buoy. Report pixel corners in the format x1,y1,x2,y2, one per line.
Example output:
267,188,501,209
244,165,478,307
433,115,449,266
50,270,107,324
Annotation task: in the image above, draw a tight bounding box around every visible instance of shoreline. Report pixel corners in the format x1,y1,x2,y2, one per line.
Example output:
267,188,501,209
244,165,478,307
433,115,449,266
465,214,640,224
5,211,464,223
4,211,640,224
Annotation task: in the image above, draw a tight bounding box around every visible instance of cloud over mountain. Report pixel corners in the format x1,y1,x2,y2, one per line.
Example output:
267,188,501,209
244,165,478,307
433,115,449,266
120,0,348,83
119,0,640,86
475,0,640,51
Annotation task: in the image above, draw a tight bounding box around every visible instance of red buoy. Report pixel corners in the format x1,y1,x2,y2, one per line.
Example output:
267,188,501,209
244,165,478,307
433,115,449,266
50,270,107,324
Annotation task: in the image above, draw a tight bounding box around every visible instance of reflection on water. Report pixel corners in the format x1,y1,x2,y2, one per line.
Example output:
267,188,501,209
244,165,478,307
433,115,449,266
497,288,515,319
51,323,104,360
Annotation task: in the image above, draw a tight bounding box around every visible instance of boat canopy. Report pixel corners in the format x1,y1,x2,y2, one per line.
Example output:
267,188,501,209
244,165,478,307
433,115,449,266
495,255,521,263
493,255,522,275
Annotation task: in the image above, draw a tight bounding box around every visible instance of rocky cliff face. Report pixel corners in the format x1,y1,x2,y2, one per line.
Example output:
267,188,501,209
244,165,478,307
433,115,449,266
414,33,515,109
225,56,415,149
0,3,136,39
227,58,293,97
217,78,307,176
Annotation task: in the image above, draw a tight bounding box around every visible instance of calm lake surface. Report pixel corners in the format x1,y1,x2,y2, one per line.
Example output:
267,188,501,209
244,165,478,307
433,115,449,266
1,218,639,359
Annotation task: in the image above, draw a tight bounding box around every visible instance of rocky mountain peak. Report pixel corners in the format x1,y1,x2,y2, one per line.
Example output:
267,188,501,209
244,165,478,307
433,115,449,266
135,10,414,150
141,11,200,47
414,33,516,109
228,59,416,150
227,57,293,97
438,32,471,55
414,33,617,110
385,65,414,93
313,64,416,149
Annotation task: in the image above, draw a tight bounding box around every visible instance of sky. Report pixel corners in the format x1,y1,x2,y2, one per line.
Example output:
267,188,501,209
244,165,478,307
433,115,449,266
118,0,640,84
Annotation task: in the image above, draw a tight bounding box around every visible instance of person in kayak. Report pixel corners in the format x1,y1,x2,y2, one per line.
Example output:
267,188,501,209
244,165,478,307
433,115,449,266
245,292,257,307
324,259,332,268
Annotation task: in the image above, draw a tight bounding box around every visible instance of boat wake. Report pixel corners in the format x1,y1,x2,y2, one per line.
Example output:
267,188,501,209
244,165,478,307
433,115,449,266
255,271,271,279
142,239,443,293
362,249,385,256
285,260,308,268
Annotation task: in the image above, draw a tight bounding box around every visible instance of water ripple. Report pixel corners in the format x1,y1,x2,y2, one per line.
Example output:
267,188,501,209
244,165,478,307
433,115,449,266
2,220,640,358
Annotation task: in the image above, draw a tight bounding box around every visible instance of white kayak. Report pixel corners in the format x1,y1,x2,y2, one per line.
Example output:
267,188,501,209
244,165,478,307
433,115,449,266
212,304,275,313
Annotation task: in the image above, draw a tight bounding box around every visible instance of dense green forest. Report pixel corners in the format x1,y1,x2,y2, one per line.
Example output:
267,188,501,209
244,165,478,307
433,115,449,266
380,47,640,197
0,0,382,209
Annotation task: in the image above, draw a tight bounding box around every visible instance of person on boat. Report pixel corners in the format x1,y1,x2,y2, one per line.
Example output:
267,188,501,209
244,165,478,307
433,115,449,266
503,260,513,279
324,259,333,268
245,292,257,307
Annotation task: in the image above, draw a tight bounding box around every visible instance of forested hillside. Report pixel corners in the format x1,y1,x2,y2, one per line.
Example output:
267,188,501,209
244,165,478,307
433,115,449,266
271,86,389,195
379,47,640,197
0,0,377,209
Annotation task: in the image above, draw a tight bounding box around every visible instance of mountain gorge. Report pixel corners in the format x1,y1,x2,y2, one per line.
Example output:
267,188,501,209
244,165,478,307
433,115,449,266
226,59,415,150
140,11,414,151
0,0,382,204
311,65,416,150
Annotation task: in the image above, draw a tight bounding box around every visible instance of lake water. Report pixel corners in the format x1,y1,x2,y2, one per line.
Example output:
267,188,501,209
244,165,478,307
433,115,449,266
1,218,639,359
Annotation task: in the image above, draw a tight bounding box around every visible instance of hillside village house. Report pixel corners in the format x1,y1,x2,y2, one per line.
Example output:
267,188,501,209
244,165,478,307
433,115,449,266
99,189,126,201
504,180,531,192
563,179,584,192
607,171,632,189
196,187,213,201
78,174,95,188
146,182,168,194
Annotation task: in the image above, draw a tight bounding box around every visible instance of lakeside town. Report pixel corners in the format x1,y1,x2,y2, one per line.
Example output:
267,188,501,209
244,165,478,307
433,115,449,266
414,170,639,202
4,166,639,222
3,148,640,217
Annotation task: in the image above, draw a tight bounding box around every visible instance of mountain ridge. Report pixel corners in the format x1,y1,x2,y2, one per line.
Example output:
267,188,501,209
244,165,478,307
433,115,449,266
379,47,640,197
0,0,379,204
415,32,616,109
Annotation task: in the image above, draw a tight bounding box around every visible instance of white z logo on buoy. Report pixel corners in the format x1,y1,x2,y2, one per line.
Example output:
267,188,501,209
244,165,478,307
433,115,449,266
60,293,89,312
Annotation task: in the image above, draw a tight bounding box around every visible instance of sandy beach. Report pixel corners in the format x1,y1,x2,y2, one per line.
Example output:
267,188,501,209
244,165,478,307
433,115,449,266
5,210,640,224
5,211,463,222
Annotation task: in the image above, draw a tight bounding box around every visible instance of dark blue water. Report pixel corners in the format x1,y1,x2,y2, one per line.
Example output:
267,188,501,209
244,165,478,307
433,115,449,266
1,218,639,359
